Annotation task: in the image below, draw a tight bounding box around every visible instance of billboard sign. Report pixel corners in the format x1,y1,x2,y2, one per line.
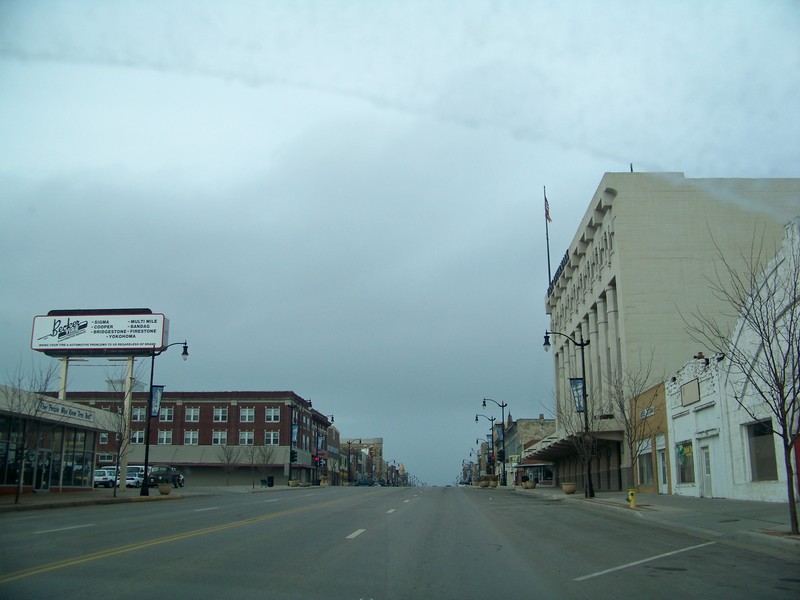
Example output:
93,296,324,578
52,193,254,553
31,309,169,357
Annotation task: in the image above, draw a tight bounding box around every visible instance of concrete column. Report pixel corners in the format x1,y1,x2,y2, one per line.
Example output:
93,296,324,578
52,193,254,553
579,319,591,421
588,308,600,413
606,285,621,377
596,295,609,415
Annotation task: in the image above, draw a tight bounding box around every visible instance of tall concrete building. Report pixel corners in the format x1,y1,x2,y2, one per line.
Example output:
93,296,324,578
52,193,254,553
531,172,799,492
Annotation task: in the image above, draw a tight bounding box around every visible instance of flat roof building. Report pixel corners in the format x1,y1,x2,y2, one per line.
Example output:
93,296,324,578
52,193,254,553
533,172,800,492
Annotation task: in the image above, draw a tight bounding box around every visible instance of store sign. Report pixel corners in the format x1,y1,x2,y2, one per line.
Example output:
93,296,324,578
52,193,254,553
35,399,95,423
640,406,655,420
31,310,169,356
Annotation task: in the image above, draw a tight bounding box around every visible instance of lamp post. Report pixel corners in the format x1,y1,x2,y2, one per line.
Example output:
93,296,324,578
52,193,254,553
543,330,594,498
475,414,496,474
346,438,361,485
141,341,188,496
483,398,508,486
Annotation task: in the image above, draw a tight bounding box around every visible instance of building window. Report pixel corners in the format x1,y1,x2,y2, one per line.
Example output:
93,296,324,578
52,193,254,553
99,432,109,445
240,407,255,423
185,407,200,422
265,431,280,445
265,407,280,423
159,407,174,422
131,430,145,444
239,431,254,445
158,430,173,445
213,407,228,423
212,430,227,445
675,441,695,484
638,452,654,486
748,420,778,481
132,407,146,422
184,430,198,445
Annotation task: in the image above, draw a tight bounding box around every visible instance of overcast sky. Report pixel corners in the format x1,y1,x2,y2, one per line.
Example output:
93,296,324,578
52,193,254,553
1,1,798,485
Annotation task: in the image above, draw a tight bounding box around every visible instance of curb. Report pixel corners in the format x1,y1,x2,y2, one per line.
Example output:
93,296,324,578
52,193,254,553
0,493,183,512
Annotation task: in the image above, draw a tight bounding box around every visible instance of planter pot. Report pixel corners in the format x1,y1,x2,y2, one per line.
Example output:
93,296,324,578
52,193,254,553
157,484,172,496
489,479,498,488
289,480,299,487
561,482,577,495
478,480,490,488
523,481,536,489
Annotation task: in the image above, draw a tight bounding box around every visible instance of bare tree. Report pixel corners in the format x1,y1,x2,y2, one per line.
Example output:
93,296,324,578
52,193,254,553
216,444,242,486
554,392,599,495
685,223,800,534
103,364,146,497
605,350,662,488
243,443,277,488
2,362,59,504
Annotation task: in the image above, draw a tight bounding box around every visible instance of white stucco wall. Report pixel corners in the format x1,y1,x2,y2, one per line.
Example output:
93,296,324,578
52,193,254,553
666,358,731,498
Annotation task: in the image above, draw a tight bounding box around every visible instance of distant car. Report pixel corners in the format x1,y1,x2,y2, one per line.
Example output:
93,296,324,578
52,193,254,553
149,465,185,488
93,469,116,488
355,478,374,487
121,469,145,488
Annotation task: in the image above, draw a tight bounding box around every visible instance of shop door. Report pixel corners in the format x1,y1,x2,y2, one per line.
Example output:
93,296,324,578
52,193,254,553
657,450,668,494
701,446,713,498
34,450,51,492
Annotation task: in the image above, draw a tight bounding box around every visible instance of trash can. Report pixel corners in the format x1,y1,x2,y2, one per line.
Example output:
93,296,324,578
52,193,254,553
267,476,274,488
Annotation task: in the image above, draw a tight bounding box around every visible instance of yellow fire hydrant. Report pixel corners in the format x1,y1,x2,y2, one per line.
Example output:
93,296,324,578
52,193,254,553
627,486,637,508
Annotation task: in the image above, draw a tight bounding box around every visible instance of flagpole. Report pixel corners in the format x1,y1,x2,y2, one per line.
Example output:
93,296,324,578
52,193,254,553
544,186,552,285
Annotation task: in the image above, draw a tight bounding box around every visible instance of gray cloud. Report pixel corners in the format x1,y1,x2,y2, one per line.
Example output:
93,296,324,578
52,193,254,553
1,1,798,484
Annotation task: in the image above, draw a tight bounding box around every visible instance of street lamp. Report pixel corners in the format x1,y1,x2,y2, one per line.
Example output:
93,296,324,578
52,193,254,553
543,330,594,498
483,398,508,486
475,414,496,474
140,341,188,496
346,438,361,485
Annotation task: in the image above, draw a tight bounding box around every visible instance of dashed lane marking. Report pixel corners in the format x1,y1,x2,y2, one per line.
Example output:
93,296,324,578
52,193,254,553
346,529,366,539
573,542,716,581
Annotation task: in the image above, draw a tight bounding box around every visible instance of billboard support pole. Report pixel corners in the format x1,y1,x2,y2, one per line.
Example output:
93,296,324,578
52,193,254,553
58,357,69,402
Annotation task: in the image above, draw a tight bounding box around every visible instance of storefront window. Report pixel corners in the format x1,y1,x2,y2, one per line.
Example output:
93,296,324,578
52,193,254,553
638,452,654,485
675,441,695,484
748,420,778,481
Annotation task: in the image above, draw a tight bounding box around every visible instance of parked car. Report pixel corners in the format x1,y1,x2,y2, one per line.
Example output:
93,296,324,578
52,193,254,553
119,468,145,488
93,469,116,488
149,465,184,488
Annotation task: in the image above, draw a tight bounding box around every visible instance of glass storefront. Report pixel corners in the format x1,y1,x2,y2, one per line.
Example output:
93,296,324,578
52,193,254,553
0,413,97,492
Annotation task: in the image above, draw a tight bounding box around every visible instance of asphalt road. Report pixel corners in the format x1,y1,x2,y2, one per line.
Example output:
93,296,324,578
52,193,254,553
1,486,798,599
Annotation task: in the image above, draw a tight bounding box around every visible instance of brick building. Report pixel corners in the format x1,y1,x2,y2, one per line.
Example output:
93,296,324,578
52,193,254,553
67,390,333,486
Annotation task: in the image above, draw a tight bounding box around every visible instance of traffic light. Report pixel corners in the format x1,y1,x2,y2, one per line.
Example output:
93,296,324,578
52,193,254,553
313,455,320,465
497,449,505,462
290,449,297,462
488,453,495,465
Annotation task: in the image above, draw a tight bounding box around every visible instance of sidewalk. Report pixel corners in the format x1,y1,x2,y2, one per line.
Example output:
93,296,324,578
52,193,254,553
508,484,800,557
0,483,314,513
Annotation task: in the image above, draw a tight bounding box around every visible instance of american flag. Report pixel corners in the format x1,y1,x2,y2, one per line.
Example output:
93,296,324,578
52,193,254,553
545,194,552,223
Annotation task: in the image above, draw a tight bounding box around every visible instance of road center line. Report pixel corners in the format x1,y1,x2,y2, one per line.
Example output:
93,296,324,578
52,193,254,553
0,495,354,584
386,509,396,514
346,529,366,539
403,499,411,503
573,541,716,581
194,507,219,512
33,524,94,535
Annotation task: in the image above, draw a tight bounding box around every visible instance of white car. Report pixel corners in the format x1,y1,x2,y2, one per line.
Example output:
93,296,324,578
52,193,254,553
93,469,116,488
122,469,145,488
